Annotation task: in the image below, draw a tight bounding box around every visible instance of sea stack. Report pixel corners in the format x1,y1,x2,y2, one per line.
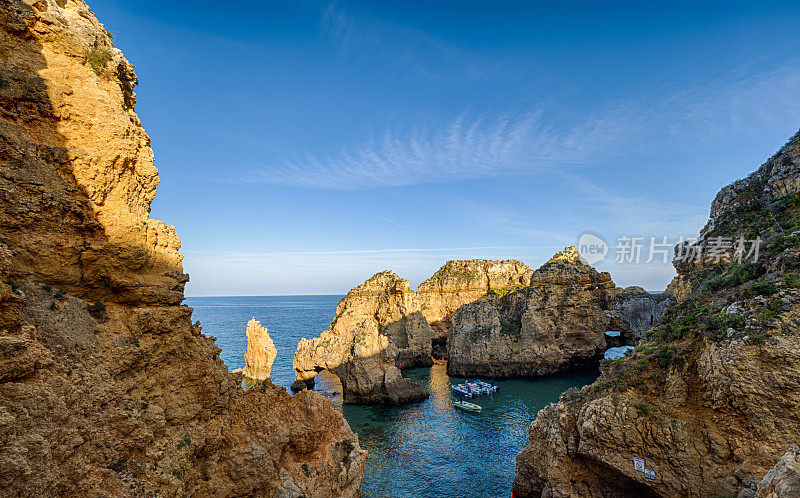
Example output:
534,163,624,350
417,259,533,342
242,318,277,381
293,271,430,404
447,246,626,378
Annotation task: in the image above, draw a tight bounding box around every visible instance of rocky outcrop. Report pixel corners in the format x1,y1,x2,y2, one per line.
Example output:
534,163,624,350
327,270,433,368
0,1,365,495
242,318,277,381
447,247,625,378
294,271,429,404
758,446,800,497
417,259,533,340
513,130,800,497
294,318,428,405
616,286,673,341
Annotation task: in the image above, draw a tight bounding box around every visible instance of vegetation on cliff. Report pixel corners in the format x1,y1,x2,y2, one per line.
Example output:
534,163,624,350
0,1,365,495
513,130,800,497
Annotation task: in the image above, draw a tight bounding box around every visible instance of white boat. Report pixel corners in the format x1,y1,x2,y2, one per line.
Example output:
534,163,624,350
453,400,482,412
474,380,498,392
451,384,472,397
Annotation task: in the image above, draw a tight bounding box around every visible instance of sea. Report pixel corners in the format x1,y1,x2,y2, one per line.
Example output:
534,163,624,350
187,295,598,497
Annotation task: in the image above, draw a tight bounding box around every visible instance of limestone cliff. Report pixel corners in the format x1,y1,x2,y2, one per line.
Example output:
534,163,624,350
0,1,365,495
616,286,673,342
417,259,533,341
513,130,800,497
448,247,625,378
293,271,429,404
242,318,277,381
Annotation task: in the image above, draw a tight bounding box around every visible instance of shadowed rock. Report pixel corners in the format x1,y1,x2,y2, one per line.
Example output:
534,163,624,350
417,259,533,340
0,2,365,495
513,130,800,497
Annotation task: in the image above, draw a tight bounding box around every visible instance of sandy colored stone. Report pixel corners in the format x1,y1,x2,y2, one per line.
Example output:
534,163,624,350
417,259,533,339
293,271,429,404
242,318,277,381
0,1,365,495
447,246,626,378
513,130,800,497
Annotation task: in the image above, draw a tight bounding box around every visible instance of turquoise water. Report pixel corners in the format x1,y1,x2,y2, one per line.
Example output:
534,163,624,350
187,295,340,388
187,296,598,497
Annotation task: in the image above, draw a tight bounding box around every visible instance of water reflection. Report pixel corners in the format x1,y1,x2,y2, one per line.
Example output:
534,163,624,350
342,363,597,497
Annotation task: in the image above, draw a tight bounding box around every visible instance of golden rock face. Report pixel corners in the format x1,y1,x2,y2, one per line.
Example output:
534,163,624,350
0,1,365,495
242,318,277,381
513,131,800,498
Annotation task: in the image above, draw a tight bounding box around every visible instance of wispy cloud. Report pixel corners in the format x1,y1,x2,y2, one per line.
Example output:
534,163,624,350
368,211,412,230
555,172,709,235
320,4,513,82
186,245,546,259
238,59,800,190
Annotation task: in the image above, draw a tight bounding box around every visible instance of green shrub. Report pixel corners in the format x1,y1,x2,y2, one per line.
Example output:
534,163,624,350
85,48,113,75
747,278,777,297
499,315,522,336
42,283,52,292
49,302,58,312
714,312,745,331
635,402,648,415
657,346,675,366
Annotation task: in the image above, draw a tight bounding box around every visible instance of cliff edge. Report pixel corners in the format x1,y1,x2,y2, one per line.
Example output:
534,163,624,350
0,1,365,495
513,130,800,497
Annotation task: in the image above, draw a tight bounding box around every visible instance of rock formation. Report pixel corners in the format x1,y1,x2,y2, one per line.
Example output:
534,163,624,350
417,259,533,342
513,130,800,497
294,271,430,404
447,247,626,378
0,1,365,495
758,446,800,497
616,286,673,341
242,318,277,381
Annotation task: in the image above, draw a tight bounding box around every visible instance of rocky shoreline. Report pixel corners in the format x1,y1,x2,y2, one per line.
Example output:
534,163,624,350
291,247,661,404
513,130,800,497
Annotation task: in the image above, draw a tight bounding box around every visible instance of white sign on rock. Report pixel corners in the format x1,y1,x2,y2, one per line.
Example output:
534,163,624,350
644,468,655,480
633,457,645,472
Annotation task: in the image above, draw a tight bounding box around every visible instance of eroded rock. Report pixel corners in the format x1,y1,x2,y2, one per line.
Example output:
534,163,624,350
513,130,800,497
0,1,365,495
242,318,277,381
447,246,625,378
417,259,533,340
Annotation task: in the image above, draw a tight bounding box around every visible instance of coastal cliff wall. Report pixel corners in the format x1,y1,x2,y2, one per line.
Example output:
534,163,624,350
0,1,365,495
293,271,430,404
417,259,533,340
448,247,626,378
513,130,800,497
616,286,674,342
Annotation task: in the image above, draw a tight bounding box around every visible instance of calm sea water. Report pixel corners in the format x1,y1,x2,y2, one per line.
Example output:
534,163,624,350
187,295,597,497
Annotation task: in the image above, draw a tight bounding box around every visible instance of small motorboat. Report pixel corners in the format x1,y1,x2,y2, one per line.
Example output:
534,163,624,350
453,400,482,412
451,384,472,397
474,380,498,392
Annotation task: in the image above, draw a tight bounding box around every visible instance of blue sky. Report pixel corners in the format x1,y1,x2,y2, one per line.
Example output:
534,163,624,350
90,0,800,295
